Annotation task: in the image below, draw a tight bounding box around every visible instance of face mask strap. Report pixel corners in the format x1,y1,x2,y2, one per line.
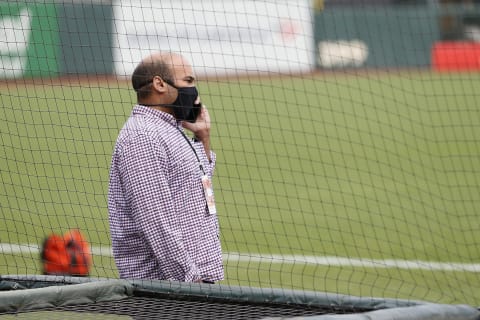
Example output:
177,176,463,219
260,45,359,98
164,79,179,90
135,76,177,92
134,79,153,92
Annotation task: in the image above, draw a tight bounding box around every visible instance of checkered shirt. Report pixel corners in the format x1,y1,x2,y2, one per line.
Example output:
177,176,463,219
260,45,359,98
108,105,224,282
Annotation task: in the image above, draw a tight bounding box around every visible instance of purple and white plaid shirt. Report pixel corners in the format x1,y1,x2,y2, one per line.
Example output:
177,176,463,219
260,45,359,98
108,105,224,282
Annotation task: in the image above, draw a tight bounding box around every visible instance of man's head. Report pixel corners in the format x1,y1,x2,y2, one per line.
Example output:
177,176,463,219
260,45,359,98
132,53,174,100
131,52,201,122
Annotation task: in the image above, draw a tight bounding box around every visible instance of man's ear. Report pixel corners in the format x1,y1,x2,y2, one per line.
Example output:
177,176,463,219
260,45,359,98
151,76,167,93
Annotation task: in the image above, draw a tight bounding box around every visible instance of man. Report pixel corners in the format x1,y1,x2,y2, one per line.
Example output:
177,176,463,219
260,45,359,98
108,52,224,283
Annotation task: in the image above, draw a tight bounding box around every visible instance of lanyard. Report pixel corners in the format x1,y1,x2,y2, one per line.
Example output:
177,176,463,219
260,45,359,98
176,126,206,175
176,125,217,215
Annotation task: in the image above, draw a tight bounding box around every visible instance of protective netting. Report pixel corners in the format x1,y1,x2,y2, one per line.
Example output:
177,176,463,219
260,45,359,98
0,276,479,320
25,297,329,319
1,0,480,315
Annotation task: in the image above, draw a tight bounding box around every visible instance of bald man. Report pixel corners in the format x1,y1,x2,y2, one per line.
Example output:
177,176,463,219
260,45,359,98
108,52,224,283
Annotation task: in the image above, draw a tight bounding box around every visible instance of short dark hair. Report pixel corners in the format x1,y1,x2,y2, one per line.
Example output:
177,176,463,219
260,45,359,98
131,58,174,100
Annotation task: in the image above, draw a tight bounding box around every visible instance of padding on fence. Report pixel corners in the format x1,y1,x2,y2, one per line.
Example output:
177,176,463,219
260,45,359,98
0,275,479,320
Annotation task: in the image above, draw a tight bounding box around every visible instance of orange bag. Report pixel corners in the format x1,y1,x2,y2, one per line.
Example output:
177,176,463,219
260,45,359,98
41,229,92,276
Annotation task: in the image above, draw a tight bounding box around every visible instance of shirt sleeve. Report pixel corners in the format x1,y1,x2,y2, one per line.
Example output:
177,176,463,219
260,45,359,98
193,140,216,177
119,133,201,282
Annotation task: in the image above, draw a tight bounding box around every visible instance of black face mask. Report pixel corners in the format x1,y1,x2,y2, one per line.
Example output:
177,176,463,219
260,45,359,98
169,84,202,123
141,80,201,123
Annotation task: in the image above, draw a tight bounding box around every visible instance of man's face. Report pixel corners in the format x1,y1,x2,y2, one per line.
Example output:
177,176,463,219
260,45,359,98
161,54,201,122
166,55,197,103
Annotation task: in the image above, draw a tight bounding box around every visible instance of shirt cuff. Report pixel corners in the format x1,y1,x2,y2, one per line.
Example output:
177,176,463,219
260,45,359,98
184,264,202,282
193,143,216,170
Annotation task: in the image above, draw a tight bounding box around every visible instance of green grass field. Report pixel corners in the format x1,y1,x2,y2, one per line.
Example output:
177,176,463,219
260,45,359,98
1,72,479,305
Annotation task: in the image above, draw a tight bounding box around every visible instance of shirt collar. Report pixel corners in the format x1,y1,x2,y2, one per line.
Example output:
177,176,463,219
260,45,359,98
132,104,182,129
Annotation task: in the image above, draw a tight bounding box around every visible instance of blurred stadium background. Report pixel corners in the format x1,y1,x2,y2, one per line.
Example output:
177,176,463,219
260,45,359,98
0,0,480,318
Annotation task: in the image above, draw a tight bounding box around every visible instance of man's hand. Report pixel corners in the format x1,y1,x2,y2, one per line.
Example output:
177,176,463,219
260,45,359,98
182,104,212,161
182,104,211,141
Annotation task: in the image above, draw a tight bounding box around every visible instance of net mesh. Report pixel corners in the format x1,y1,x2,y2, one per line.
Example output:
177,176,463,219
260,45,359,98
39,296,334,319
1,0,480,315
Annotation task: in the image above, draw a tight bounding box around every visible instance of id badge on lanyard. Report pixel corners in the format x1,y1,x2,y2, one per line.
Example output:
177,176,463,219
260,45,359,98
201,174,217,215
